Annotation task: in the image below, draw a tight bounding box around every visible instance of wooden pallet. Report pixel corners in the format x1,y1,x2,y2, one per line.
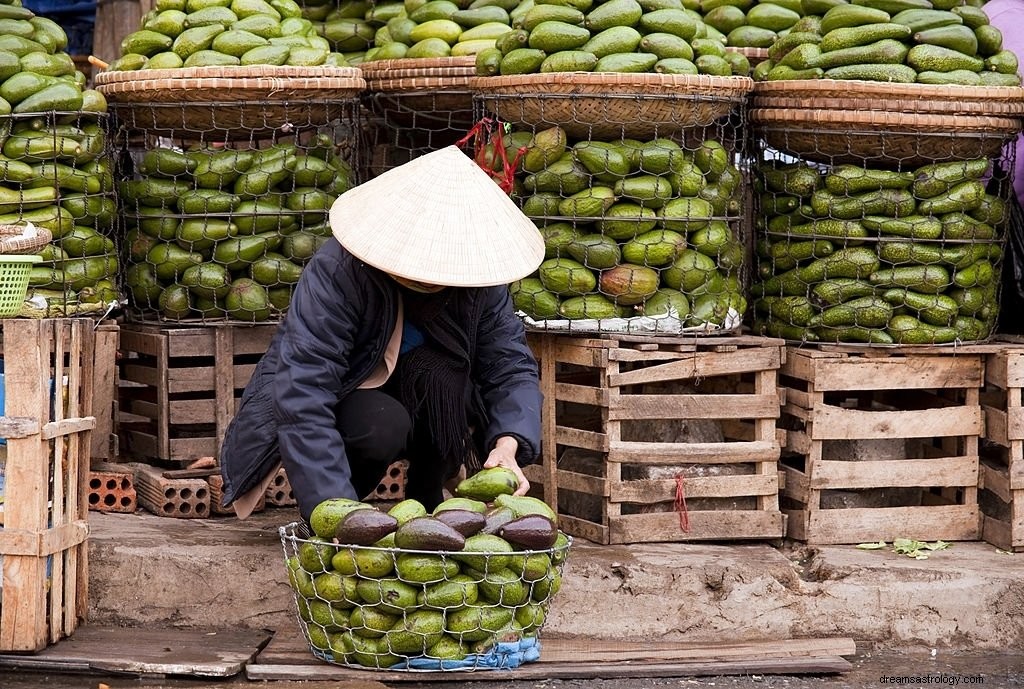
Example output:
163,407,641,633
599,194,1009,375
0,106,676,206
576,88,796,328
780,345,985,545
117,323,277,464
0,320,96,652
247,627,854,681
525,333,786,545
980,346,1024,551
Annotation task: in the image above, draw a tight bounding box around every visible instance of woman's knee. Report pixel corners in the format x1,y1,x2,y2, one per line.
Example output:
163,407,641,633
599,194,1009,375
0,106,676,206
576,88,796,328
336,390,411,463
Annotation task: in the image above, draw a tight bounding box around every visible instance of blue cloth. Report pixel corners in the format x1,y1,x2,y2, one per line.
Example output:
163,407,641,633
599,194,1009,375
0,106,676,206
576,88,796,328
400,321,424,355
23,0,95,14
395,636,541,671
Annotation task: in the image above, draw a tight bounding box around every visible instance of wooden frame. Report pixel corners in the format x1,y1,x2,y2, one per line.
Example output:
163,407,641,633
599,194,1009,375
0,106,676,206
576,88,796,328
117,323,277,463
980,347,1024,551
780,345,985,545
90,322,119,463
0,319,95,652
525,333,786,545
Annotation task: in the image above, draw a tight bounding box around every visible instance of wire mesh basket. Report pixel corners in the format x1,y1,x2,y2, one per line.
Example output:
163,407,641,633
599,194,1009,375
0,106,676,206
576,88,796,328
470,90,751,336
0,110,120,317
279,521,571,672
749,128,1016,346
111,99,362,324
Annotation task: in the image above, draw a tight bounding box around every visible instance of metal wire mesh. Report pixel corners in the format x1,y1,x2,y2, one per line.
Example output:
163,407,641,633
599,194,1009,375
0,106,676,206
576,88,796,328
361,90,476,180
111,99,361,323
280,521,570,671
0,111,121,318
471,94,749,335
750,127,1016,345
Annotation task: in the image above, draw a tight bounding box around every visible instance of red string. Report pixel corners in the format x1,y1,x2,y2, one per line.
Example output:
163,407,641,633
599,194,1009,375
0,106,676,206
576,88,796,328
455,118,524,195
674,475,690,534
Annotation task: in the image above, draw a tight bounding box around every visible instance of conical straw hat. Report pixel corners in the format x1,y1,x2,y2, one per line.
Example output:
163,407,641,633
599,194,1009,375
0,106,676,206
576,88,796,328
330,146,545,287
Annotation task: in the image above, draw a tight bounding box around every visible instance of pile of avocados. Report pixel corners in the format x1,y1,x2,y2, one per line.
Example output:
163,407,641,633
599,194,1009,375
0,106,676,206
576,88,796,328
751,0,1020,85
751,157,1005,344
0,0,120,313
122,138,354,322
109,0,368,70
505,125,747,326
285,466,570,668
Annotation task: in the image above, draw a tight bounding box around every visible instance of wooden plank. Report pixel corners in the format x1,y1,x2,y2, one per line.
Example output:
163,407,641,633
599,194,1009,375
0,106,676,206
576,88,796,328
90,324,119,462
247,656,852,681
0,416,40,439
609,510,784,543
785,429,812,456
1008,407,1024,442
987,351,1010,390
608,393,780,421
1,319,49,652
809,457,978,490
608,348,696,362
781,466,811,503
981,514,1022,552
985,404,1010,448
540,335,558,515
803,505,980,545
810,404,982,441
214,327,236,461
802,355,984,392
0,522,89,557
551,342,604,367
0,626,273,678
122,363,258,394
41,417,96,440
1001,349,1024,388
611,473,778,503
554,382,608,407
558,513,608,545
609,440,779,464
553,468,608,497
980,463,1011,503
554,426,607,452
608,347,781,388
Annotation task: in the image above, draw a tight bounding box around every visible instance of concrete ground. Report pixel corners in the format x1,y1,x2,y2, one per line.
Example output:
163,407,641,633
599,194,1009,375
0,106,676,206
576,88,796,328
87,509,1024,653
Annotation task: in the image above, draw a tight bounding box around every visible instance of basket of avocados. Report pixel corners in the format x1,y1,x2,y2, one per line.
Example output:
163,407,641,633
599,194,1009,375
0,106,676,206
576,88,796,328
471,73,753,140
752,108,1023,167
752,80,1024,116
280,468,571,671
95,65,366,133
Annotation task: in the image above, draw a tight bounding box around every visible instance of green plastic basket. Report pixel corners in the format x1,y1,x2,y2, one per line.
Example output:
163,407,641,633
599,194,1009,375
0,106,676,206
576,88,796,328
0,255,40,318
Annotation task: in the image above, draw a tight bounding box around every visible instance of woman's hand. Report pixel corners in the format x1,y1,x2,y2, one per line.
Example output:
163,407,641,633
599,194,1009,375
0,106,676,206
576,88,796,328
484,436,530,496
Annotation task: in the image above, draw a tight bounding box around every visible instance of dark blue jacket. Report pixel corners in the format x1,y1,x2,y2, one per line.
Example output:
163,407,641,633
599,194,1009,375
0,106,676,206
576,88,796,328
219,238,542,520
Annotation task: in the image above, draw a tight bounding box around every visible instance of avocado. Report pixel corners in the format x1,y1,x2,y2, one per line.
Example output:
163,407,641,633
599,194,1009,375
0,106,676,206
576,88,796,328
434,509,488,537
452,533,515,573
395,553,461,584
309,498,374,539
434,497,490,514
349,606,399,639
384,609,445,654
331,548,394,578
394,516,467,551
353,577,420,615
419,574,479,609
498,514,559,549
469,567,531,606
493,494,559,522
445,605,515,642
480,506,518,536
333,508,399,546
311,571,360,608
387,499,428,525
297,536,337,573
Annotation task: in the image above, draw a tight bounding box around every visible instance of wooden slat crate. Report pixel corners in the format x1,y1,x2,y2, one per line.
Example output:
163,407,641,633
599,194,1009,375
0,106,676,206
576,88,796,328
980,346,1024,551
524,333,786,545
117,323,277,464
0,319,95,652
779,345,985,545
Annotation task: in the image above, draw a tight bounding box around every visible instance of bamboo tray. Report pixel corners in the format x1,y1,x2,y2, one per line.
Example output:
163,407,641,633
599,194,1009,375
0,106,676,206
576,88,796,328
752,79,1024,116
751,108,1023,166
472,72,753,139
359,56,477,80
96,67,366,133
726,46,770,64
363,75,476,127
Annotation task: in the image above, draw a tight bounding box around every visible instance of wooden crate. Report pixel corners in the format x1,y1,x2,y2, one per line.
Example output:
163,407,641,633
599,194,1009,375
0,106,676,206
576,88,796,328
525,333,786,545
779,345,986,545
117,323,277,464
0,319,95,651
980,346,1024,551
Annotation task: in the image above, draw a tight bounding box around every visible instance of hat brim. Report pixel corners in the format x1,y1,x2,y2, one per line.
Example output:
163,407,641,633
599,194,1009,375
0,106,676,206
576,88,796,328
330,147,544,288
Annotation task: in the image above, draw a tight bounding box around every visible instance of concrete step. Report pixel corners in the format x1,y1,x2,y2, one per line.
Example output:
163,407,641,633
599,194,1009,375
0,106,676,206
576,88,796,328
86,510,1024,651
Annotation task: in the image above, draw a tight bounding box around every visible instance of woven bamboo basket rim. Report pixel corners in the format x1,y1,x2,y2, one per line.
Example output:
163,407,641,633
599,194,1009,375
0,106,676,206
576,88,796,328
752,94,1024,116
753,78,1024,103
94,65,362,85
0,224,52,255
367,76,475,92
97,75,366,100
358,56,476,76
751,107,1023,133
361,66,478,79
472,72,754,96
